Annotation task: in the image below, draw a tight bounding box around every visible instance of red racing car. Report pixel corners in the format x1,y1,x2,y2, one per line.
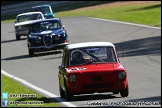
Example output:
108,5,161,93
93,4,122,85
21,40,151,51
58,42,129,100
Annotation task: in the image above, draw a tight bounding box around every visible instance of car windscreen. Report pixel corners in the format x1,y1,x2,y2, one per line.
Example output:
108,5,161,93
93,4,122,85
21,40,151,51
69,47,117,66
30,20,62,33
32,6,51,14
17,14,43,22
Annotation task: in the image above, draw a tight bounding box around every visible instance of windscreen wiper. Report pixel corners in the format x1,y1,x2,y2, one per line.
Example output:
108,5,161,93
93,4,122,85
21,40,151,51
80,59,94,66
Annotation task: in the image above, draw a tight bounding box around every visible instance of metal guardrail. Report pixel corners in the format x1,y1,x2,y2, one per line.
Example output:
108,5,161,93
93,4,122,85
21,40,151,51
1,1,84,16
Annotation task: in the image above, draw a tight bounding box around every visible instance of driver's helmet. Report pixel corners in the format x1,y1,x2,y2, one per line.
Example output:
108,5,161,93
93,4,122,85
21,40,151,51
72,51,84,62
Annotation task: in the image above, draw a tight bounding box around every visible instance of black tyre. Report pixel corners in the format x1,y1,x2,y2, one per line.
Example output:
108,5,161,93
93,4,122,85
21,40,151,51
64,81,73,101
29,49,35,57
59,82,65,98
16,34,20,40
120,84,129,97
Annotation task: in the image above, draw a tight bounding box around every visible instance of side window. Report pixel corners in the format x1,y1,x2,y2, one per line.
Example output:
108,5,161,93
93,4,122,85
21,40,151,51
62,49,68,67
107,47,117,62
57,22,61,28
58,19,63,27
64,50,68,67
62,49,65,65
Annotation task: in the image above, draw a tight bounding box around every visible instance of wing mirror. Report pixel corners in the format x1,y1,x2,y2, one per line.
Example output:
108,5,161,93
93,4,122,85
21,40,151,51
118,58,120,63
59,64,65,69
62,25,65,30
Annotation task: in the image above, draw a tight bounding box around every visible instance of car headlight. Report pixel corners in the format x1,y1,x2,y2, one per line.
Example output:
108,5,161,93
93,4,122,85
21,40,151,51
29,35,41,44
118,72,126,79
29,35,41,39
69,75,76,82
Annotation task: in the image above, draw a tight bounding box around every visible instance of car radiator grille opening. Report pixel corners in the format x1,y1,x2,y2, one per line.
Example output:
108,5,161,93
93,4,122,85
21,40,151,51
83,83,113,89
43,35,52,46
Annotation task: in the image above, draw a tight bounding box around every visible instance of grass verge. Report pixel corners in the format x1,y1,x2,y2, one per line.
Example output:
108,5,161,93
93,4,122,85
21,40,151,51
1,74,61,107
54,1,161,27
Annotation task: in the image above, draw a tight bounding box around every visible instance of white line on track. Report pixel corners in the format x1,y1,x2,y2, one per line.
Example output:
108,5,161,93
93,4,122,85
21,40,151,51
1,69,77,107
87,17,161,29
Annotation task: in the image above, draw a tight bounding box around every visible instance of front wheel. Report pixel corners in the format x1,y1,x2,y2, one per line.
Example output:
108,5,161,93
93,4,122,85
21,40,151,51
28,49,35,57
59,81,65,98
16,34,20,40
120,84,129,97
64,81,73,101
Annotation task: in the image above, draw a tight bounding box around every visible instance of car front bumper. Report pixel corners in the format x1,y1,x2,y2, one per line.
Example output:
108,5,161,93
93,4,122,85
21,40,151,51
28,42,68,50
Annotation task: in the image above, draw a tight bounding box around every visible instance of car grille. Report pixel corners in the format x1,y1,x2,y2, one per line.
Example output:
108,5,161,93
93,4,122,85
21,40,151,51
43,35,52,46
83,83,113,89
41,34,64,47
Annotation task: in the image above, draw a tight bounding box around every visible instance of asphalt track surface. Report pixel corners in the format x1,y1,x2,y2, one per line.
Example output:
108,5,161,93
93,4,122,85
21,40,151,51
1,17,161,107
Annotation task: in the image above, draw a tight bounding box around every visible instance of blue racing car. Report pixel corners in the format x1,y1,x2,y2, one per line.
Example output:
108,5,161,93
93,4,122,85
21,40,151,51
27,18,69,57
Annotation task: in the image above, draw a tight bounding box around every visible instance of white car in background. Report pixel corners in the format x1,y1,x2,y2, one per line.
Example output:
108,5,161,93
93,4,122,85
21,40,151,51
15,12,45,40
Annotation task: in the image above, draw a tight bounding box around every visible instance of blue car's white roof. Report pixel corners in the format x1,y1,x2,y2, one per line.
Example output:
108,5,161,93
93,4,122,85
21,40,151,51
66,42,115,50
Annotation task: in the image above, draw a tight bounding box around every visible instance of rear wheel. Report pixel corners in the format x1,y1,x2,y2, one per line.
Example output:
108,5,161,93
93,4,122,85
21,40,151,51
64,81,73,101
16,34,20,40
120,84,129,97
28,49,35,57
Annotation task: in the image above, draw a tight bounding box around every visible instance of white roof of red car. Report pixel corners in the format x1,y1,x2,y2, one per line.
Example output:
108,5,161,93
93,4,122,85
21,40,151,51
66,42,115,49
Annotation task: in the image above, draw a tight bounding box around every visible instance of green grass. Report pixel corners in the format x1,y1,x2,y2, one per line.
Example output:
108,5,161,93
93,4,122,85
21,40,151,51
1,74,61,107
1,1,161,27
54,2,161,27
